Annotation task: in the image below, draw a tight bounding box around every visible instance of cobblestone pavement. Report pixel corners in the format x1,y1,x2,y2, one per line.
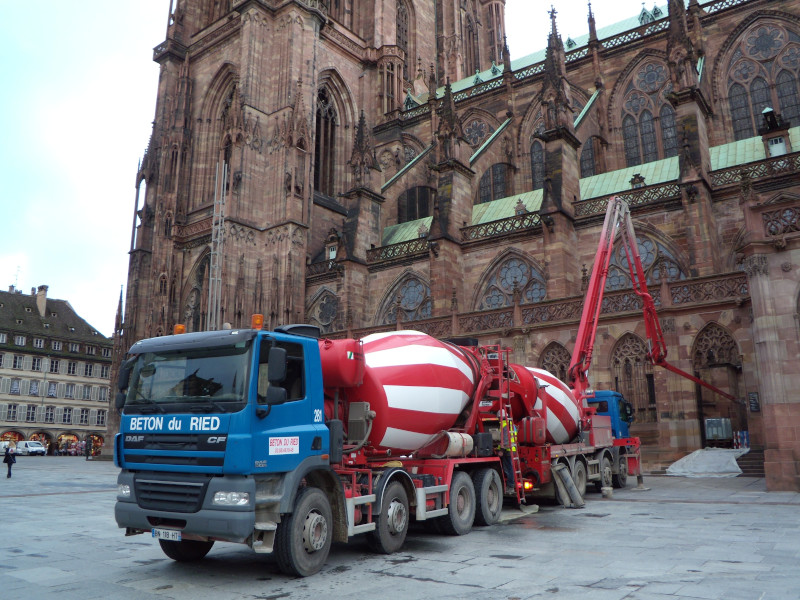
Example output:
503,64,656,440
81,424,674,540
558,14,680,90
1,456,798,600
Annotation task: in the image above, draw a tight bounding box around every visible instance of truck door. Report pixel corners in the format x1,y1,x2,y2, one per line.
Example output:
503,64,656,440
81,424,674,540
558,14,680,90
251,336,326,475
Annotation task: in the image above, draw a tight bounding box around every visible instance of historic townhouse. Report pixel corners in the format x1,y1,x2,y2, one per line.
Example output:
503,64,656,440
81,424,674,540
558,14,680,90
1,286,112,453
120,0,800,490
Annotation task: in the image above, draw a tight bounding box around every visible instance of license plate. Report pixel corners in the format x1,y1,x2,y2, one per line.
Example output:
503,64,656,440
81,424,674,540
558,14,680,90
152,528,181,542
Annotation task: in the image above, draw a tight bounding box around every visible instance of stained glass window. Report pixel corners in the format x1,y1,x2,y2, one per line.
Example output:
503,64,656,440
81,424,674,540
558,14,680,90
531,141,545,189
660,105,678,158
580,137,595,178
729,82,753,140
398,187,434,223
623,115,641,167
640,110,658,164
750,77,772,123
478,164,511,204
397,1,410,80
314,89,337,196
777,70,800,124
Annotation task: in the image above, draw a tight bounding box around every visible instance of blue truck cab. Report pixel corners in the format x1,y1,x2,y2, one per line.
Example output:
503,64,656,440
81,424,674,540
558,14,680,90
113,324,342,566
586,390,635,439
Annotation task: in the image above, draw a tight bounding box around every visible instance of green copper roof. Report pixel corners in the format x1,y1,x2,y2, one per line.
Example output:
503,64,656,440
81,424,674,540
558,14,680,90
472,191,544,224
574,89,601,130
382,217,433,246
381,191,544,245
580,156,679,200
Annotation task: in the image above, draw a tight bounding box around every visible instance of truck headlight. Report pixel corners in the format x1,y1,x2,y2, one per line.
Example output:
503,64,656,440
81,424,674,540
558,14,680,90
118,484,131,498
213,491,250,506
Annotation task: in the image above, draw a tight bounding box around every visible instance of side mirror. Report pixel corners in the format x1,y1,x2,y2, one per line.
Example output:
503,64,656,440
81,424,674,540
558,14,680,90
268,346,287,384
115,391,127,411
118,356,137,391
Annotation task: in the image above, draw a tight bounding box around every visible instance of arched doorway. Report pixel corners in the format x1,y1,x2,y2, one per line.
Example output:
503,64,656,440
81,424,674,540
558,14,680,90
692,323,743,446
1,430,24,444
57,433,79,456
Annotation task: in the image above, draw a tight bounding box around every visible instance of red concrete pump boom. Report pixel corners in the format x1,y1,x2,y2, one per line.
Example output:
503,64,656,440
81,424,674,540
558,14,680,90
568,196,735,403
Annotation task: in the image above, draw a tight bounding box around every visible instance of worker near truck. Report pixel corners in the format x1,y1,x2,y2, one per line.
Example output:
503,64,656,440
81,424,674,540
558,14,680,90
499,409,517,493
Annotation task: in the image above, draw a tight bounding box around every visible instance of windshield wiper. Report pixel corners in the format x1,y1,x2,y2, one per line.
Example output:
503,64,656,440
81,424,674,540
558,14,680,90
186,398,228,413
130,393,164,413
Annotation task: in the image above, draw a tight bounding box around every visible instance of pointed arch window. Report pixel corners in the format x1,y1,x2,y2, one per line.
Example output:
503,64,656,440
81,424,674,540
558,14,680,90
539,343,571,383
623,115,641,167
750,77,772,119
477,256,547,310
397,1,410,81
620,62,675,167
611,334,656,423
777,70,800,124
660,105,678,158
465,15,480,76
605,234,687,292
530,141,545,190
398,186,435,223
377,276,432,325
729,82,753,140
314,88,338,197
486,2,504,66
725,24,800,137
478,163,511,204
580,136,596,178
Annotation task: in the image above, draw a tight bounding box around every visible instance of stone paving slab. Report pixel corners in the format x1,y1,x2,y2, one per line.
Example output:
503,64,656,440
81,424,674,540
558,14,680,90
1,457,799,599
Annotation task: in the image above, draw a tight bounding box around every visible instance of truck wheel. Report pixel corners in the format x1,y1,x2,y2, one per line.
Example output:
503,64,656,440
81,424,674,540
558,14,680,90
158,539,214,562
612,455,629,488
275,486,333,577
367,481,409,554
594,456,613,492
438,471,475,536
472,468,502,526
572,460,587,498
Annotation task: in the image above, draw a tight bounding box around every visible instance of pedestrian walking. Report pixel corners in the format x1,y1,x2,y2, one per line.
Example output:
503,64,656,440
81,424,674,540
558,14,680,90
3,446,16,478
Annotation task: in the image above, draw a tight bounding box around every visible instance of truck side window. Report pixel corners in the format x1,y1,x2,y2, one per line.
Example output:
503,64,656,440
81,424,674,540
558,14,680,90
257,342,271,402
282,343,305,400
257,340,305,403
597,401,608,413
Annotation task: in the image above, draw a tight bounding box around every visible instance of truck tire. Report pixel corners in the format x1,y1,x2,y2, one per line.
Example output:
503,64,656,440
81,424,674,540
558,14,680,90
367,480,409,554
472,468,502,526
612,455,629,488
572,460,587,499
438,471,475,536
275,486,333,577
158,539,214,562
594,456,613,492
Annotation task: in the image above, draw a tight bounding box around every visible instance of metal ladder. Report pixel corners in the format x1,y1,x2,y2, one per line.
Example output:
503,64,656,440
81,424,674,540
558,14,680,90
502,396,525,505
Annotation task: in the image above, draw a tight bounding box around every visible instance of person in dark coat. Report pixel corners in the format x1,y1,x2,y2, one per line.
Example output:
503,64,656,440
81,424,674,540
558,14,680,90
3,446,16,478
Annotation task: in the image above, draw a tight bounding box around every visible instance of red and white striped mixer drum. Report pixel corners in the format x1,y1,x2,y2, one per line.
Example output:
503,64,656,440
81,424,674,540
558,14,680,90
349,331,480,454
523,367,583,444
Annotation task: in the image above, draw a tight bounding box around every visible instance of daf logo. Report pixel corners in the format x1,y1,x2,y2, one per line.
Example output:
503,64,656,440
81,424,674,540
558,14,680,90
207,436,227,444
125,435,145,442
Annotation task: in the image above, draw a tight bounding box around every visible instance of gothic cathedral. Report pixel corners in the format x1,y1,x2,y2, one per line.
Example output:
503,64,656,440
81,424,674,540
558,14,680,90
120,0,800,491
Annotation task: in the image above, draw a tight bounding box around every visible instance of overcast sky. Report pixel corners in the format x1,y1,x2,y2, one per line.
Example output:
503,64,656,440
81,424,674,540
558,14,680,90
0,0,653,338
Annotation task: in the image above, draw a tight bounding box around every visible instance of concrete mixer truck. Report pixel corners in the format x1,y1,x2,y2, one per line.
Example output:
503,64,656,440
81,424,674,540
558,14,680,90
113,318,641,576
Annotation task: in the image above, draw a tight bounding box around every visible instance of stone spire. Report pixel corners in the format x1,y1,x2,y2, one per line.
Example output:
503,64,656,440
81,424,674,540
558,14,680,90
588,1,597,43
348,110,380,190
666,0,698,91
435,81,466,163
539,7,574,133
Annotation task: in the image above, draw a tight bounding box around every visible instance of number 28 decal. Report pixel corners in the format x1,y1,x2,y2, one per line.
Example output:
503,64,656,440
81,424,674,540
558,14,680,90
313,409,323,423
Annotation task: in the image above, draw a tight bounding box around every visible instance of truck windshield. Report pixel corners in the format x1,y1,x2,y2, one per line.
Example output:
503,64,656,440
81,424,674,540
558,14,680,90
124,343,251,414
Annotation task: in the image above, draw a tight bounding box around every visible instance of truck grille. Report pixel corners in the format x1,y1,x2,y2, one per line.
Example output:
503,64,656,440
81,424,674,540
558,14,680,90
122,433,226,468
134,473,212,513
